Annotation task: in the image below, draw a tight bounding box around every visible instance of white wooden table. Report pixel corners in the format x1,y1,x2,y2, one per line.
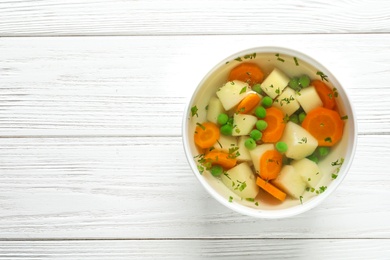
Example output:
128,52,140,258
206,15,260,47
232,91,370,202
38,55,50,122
0,1,390,259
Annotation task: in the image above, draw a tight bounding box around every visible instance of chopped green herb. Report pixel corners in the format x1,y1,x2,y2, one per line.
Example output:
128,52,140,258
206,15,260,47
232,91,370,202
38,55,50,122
299,196,303,204
298,137,308,144
332,173,338,179
331,158,344,166
196,122,205,130
341,115,348,120
325,137,332,143
316,71,329,82
235,57,243,62
280,95,295,106
191,106,198,117
332,87,339,98
308,178,311,181
275,53,285,62
216,140,223,149
239,86,247,94
223,172,231,180
228,146,240,159
246,198,255,202
229,196,233,202
275,88,280,95
197,165,204,174
316,186,327,194
205,105,209,111
294,57,299,66
255,202,259,206
239,181,247,191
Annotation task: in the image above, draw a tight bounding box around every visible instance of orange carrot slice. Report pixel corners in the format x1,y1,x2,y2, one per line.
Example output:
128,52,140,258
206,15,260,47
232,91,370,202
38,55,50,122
194,122,220,149
301,107,344,146
236,93,261,114
256,177,286,201
262,107,286,143
204,150,237,169
311,80,336,110
228,62,264,86
259,150,283,180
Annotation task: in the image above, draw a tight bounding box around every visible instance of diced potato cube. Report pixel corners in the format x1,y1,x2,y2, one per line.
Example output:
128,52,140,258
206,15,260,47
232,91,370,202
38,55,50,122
206,96,225,124
220,162,259,199
291,158,323,188
237,136,252,161
260,68,290,99
296,86,323,113
280,121,318,160
249,144,274,175
272,165,306,199
213,135,237,153
216,80,251,111
273,87,300,116
232,114,258,136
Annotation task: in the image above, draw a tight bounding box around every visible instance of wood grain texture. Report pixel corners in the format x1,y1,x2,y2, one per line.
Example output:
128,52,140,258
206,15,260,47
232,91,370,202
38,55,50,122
0,0,389,36
0,135,388,238
1,34,389,136
0,239,389,259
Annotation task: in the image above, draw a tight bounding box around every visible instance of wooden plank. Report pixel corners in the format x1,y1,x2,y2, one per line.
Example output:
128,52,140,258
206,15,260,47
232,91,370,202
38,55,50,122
0,35,389,136
0,0,389,36
0,239,388,259
0,135,388,238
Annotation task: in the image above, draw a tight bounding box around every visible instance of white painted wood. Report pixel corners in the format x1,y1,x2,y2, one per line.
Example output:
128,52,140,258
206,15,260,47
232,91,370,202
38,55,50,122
0,0,389,36
0,135,388,238
0,239,388,259
1,35,389,136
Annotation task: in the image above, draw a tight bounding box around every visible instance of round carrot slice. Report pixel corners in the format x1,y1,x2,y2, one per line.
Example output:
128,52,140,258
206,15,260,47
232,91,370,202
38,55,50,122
259,150,283,180
262,107,286,143
302,107,344,146
194,122,220,149
311,80,336,110
204,150,237,170
236,93,261,114
228,62,264,86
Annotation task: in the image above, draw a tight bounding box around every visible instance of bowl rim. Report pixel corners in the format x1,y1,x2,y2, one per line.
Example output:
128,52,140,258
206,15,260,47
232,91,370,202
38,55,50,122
182,46,358,219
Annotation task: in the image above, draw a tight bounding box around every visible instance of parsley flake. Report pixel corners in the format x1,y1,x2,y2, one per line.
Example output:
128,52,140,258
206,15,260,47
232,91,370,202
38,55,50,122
239,86,247,94
229,196,233,202
316,71,329,82
294,57,299,66
191,106,198,117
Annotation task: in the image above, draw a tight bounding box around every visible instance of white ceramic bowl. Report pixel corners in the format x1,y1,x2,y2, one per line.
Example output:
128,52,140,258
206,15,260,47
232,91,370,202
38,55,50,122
182,46,357,218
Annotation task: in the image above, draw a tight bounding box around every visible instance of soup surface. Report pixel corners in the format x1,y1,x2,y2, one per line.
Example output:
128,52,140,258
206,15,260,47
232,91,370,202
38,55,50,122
188,51,349,210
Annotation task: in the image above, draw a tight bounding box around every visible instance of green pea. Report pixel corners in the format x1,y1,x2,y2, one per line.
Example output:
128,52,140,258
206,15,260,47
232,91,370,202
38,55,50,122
244,138,257,150
289,114,299,124
317,147,330,158
261,96,273,108
220,124,233,136
299,75,310,88
275,141,288,153
307,154,319,164
298,112,306,123
250,129,262,141
289,77,301,91
252,84,262,94
255,106,267,118
210,165,223,176
256,120,268,131
217,113,229,125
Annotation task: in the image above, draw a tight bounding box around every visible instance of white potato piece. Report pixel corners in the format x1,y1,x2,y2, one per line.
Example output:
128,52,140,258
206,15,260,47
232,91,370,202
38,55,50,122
272,165,306,199
206,96,225,124
232,114,258,136
237,136,252,161
273,87,300,116
260,68,290,99
216,80,251,111
213,135,237,153
220,162,260,199
249,144,274,175
296,86,323,113
291,158,323,188
280,121,318,160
